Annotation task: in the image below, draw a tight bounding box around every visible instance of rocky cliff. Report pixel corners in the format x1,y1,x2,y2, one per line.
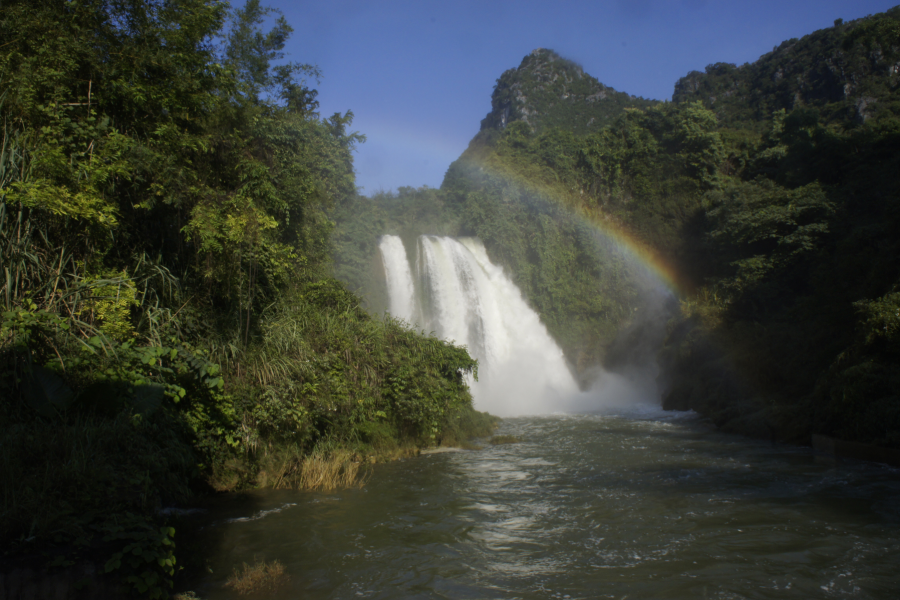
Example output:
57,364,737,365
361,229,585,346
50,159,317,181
480,48,657,134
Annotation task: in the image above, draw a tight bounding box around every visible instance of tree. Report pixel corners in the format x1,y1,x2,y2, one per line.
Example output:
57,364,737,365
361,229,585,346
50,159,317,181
223,0,321,114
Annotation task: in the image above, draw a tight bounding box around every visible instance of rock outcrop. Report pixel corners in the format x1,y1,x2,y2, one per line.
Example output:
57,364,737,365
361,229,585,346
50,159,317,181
480,48,656,135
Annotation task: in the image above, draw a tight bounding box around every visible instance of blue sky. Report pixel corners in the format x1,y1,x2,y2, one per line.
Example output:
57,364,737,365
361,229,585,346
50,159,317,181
266,0,898,195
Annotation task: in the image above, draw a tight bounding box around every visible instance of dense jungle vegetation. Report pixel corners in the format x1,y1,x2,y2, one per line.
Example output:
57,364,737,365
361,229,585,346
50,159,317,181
334,11,900,446
4,0,900,595
0,0,493,595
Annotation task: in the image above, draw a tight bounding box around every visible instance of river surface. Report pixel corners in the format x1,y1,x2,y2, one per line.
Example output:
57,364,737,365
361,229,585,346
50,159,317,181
180,411,900,599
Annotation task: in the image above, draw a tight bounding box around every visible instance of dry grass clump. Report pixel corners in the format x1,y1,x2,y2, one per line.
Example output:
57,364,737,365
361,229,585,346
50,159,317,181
211,444,375,492
225,559,289,595
296,450,368,491
252,448,370,491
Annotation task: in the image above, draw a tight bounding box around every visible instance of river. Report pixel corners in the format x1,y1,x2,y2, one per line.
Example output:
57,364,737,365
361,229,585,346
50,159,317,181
178,409,900,599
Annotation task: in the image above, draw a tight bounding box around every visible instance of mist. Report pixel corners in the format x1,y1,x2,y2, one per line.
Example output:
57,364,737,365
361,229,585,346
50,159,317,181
378,234,674,417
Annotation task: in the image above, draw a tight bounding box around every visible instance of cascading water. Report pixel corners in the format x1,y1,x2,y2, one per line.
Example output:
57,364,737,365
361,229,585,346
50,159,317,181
379,234,580,416
378,235,416,323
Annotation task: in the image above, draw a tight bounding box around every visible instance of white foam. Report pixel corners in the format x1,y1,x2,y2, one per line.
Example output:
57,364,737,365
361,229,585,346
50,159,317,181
383,235,672,417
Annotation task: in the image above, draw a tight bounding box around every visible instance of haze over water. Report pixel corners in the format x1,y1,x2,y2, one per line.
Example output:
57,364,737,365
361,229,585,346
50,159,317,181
379,234,653,416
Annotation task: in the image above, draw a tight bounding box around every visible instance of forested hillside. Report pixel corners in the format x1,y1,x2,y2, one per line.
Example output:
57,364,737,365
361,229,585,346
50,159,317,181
673,14,900,128
0,0,490,594
457,8,900,446
335,8,900,447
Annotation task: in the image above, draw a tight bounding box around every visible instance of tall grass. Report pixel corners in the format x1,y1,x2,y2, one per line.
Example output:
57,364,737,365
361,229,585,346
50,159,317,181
226,559,289,595
248,447,368,492
295,450,367,491
1,112,179,353
0,409,196,546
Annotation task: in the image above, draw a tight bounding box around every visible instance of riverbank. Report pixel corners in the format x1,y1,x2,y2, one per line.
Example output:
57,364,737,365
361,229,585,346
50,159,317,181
0,405,497,599
170,414,900,599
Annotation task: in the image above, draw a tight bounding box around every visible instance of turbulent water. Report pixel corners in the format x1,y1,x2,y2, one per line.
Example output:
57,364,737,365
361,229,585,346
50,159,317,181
379,235,580,416
180,412,900,599
177,235,899,598
378,235,417,322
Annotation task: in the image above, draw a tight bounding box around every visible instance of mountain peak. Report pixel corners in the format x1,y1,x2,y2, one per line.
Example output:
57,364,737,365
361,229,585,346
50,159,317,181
480,49,655,134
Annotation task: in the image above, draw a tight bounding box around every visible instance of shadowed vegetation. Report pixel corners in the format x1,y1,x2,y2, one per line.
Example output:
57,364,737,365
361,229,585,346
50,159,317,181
225,559,289,595
0,0,489,595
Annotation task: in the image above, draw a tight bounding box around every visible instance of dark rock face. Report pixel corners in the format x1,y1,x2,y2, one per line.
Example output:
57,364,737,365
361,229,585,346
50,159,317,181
480,48,656,135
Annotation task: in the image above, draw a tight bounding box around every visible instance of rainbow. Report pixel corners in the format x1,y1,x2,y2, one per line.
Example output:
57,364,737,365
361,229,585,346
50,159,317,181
451,151,688,297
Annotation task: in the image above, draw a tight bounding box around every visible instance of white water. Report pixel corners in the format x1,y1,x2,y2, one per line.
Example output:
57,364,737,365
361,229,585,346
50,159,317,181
378,235,416,322
379,235,655,416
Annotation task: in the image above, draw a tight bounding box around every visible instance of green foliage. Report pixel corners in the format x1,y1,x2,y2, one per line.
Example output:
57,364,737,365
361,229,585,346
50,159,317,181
673,102,726,186
0,408,196,555
673,8,900,128
811,290,900,447
440,408,499,447
704,180,834,292
855,292,900,346
481,48,656,134
103,518,177,599
0,0,483,591
424,100,731,372
655,11,900,445
223,0,318,106
472,33,900,448
230,281,477,448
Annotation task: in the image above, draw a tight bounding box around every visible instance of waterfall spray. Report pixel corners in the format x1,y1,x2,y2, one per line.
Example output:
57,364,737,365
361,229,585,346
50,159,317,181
380,235,580,416
378,235,667,416
378,235,416,323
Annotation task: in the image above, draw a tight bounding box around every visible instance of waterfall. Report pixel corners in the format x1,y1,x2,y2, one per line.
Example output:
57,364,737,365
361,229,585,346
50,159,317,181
378,235,416,322
379,234,579,416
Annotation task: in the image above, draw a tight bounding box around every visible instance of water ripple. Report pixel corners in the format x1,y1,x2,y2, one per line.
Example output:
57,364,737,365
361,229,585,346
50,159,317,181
182,414,900,600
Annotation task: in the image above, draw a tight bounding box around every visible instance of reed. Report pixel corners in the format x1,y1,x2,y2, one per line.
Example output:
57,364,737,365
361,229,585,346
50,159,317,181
245,445,371,492
295,450,368,491
225,559,289,595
